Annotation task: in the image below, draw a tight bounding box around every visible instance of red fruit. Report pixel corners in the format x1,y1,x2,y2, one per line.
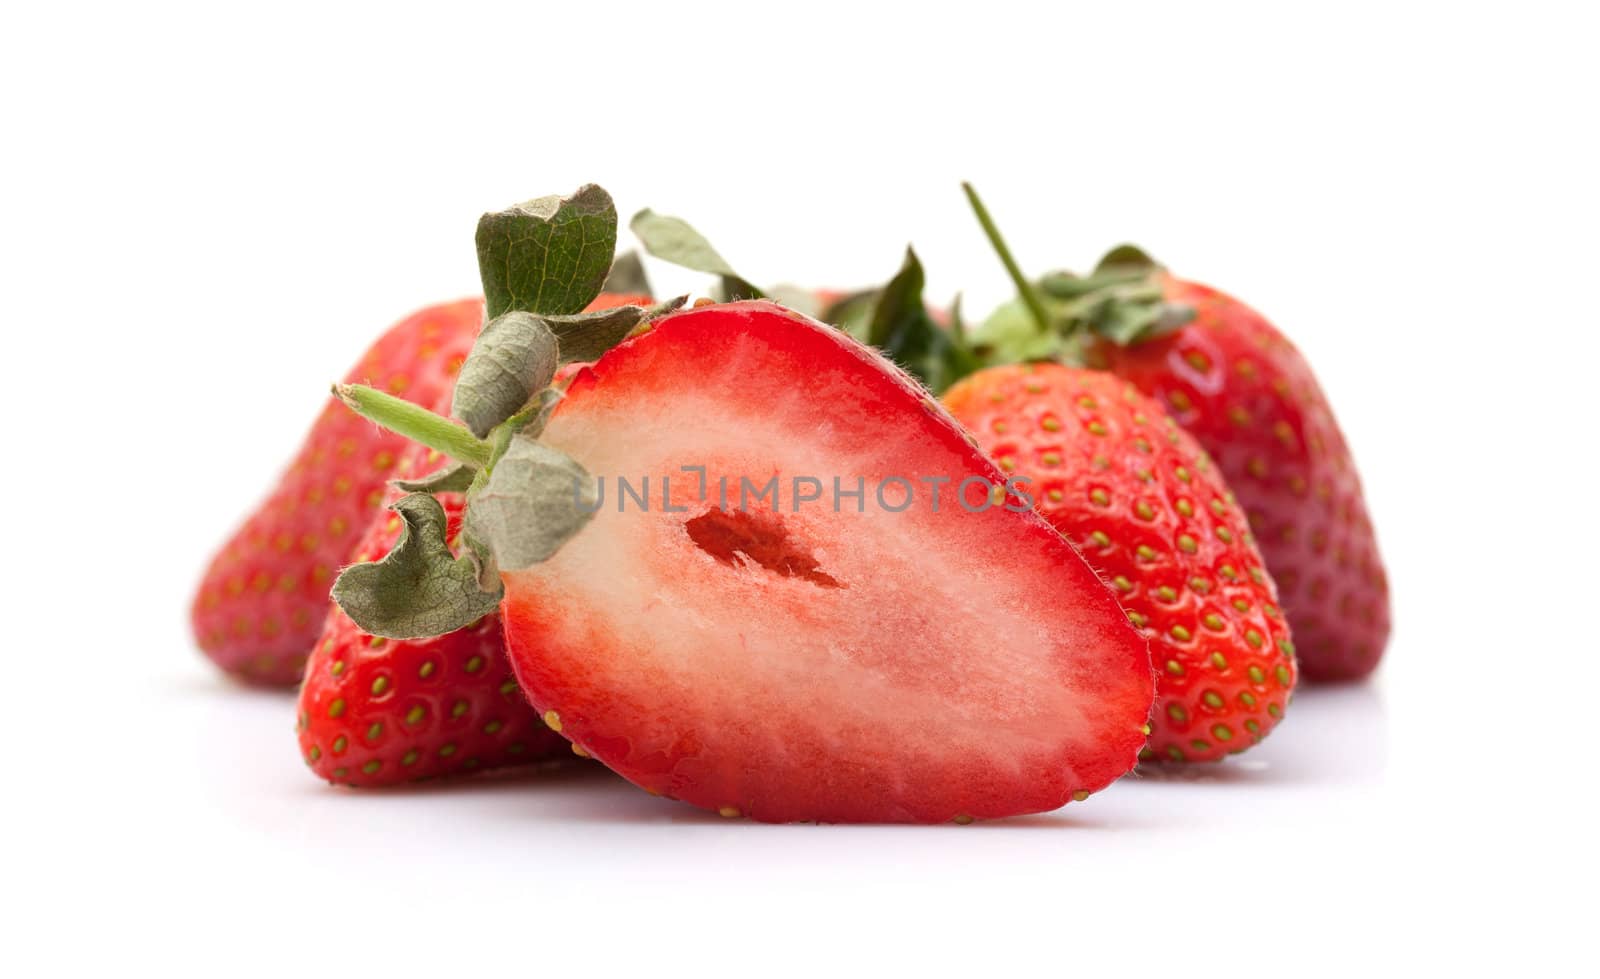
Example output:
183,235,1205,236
1089,275,1388,681
296,445,570,786
500,301,1154,823
190,299,484,686
944,363,1297,762
192,293,653,687
585,292,654,312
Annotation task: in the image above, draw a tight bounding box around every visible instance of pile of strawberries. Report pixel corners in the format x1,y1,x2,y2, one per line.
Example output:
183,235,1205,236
191,183,1388,823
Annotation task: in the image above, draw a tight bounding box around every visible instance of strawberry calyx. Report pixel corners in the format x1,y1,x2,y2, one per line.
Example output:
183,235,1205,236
1038,244,1195,346
960,183,1196,360
849,246,978,394
330,493,503,638
600,250,652,297
629,208,764,301
328,184,679,640
631,203,981,392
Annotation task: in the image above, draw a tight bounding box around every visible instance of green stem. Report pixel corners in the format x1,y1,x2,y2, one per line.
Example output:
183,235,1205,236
961,182,1052,334
333,384,493,469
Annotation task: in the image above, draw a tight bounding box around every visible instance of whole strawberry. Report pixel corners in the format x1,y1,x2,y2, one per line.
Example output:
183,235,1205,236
960,185,1389,682
190,298,483,686
1080,258,1388,681
191,290,652,688
945,363,1297,761
296,444,570,786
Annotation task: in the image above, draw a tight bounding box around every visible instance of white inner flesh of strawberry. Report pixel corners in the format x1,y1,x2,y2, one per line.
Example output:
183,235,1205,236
511,368,1143,795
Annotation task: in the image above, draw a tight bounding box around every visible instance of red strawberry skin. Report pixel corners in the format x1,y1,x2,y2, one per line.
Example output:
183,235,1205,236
944,364,1296,762
1090,278,1389,681
192,292,651,688
499,301,1155,823
296,445,569,786
589,292,654,311
191,299,484,686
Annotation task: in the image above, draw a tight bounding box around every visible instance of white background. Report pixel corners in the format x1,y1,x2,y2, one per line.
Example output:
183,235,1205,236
4,2,1594,974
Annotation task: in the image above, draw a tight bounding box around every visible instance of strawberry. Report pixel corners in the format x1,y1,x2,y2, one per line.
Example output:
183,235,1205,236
192,286,651,688
1080,265,1388,681
943,363,1296,762
490,301,1153,822
295,444,570,786
334,238,1155,821
958,186,1389,682
580,291,654,313
190,298,484,686
331,187,1151,821
626,209,968,391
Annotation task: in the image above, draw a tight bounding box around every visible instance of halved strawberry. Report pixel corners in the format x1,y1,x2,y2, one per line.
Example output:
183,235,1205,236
496,300,1155,822
331,188,1153,822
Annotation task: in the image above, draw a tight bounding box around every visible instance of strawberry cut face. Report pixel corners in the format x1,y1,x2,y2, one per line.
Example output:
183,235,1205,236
498,301,1155,823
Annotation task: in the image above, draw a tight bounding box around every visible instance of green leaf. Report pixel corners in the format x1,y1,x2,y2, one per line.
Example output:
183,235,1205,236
544,304,649,365
628,208,735,276
466,435,600,571
862,247,980,394
331,494,503,639
819,288,880,341
1093,244,1159,276
392,463,477,495
866,248,928,351
1150,302,1197,337
451,299,668,441
477,185,618,320
451,311,560,438
642,294,689,320
486,388,563,470
1086,298,1162,346
972,296,1069,363
1086,295,1196,345
1038,269,1143,299
765,284,825,319
629,208,763,300
601,250,652,297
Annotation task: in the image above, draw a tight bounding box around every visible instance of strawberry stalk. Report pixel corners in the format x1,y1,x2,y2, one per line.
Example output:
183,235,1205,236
961,182,1053,334
333,383,493,469
961,183,1195,350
